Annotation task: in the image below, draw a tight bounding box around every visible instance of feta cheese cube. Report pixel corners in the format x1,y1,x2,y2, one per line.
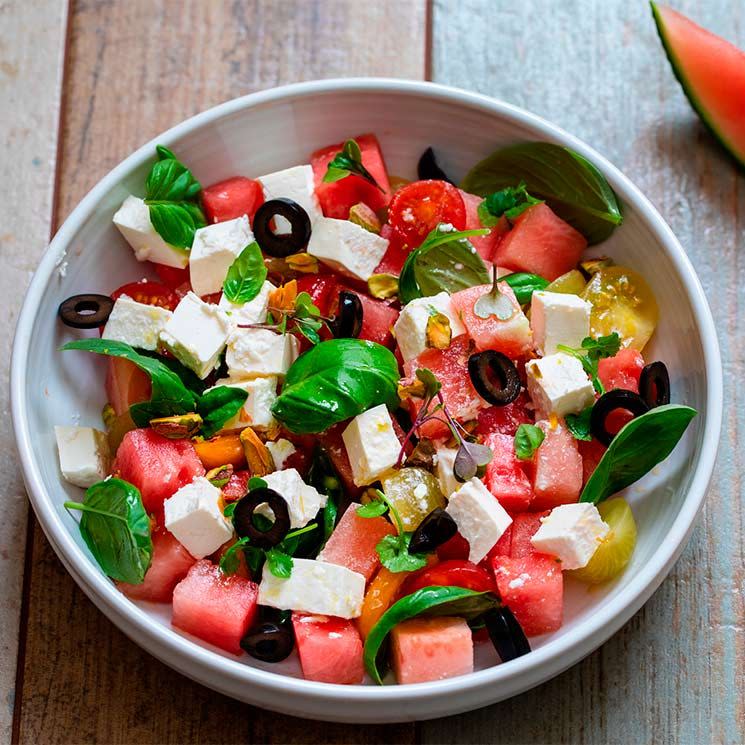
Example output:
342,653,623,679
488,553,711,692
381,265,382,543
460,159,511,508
258,558,365,619
393,292,466,362
189,215,254,296
262,467,327,528
226,328,298,379
434,446,460,499
206,376,278,432
164,476,234,559
308,216,389,282
266,438,297,470
159,292,230,379
446,478,512,564
218,279,275,326
525,352,595,418
341,404,400,486
531,503,610,569
530,290,592,355
112,195,188,268
54,425,111,488
102,294,172,351
257,165,322,233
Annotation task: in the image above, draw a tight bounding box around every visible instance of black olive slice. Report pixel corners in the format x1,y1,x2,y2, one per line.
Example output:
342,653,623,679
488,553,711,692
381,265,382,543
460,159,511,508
639,361,670,408
58,294,114,329
590,389,650,446
417,147,454,184
240,620,295,662
468,351,521,406
484,606,531,662
409,507,457,554
233,487,291,549
253,198,312,257
330,291,363,338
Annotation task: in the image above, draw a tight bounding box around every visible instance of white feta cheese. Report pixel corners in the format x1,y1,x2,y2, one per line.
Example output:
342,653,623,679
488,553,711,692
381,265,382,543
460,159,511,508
159,292,230,379
112,195,188,268
530,502,610,570
163,476,234,559
308,216,389,282
257,164,322,233
445,477,512,564
102,294,172,351
266,438,297,470
218,279,275,326
262,467,327,528
530,290,592,355
258,558,365,619
54,426,111,488
341,404,400,486
434,446,460,499
226,328,298,379
206,376,278,432
525,352,596,418
393,292,466,362
189,215,254,296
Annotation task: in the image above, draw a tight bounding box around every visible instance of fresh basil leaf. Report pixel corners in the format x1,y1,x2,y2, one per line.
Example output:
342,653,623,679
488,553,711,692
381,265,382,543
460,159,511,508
142,350,209,395
223,502,237,518
219,536,249,575
501,272,550,305
197,385,248,439
478,182,543,225
307,446,342,543
64,478,152,584
223,242,267,304
147,201,206,249
265,547,293,578
461,142,622,244
581,404,697,504
565,407,594,442
322,138,383,192
357,501,388,518
363,586,500,684
514,423,545,460
62,339,198,427
376,533,427,574
248,476,267,491
272,339,400,434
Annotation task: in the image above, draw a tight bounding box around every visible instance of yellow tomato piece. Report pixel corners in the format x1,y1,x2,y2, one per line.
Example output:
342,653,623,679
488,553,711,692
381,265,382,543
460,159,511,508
357,567,410,640
380,467,446,532
546,269,587,295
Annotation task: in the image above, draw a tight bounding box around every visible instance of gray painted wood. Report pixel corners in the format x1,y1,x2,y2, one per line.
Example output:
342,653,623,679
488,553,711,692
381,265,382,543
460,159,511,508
429,1,743,743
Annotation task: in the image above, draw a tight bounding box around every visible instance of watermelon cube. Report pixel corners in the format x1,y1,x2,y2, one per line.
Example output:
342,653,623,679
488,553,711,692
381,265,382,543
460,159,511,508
318,424,362,498
460,190,510,262
483,432,533,513
292,613,364,684
598,348,645,393
117,530,196,603
201,176,264,224
492,554,563,637
579,438,606,486
340,288,399,348
318,502,395,582
475,393,532,437
374,224,411,276
115,428,205,517
390,616,474,684
509,511,550,558
483,522,513,567
172,560,259,654
531,421,583,510
450,283,532,357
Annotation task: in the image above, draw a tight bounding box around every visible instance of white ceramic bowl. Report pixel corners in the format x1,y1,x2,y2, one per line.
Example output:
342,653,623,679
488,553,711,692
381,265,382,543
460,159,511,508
11,78,722,722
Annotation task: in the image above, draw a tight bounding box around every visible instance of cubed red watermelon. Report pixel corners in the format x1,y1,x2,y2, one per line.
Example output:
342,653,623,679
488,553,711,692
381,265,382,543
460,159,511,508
340,288,399,348
598,348,644,392
531,421,583,510
374,224,411,276
483,522,513,567
105,357,151,416
318,424,361,498
476,393,532,437
509,511,550,558
495,203,587,281
460,190,510,262
296,273,340,318
483,432,533,513
292,613,365,684
579,438,606,486
172,560,259,654
390,616,474,684
115,428,205,517
201,176,265,224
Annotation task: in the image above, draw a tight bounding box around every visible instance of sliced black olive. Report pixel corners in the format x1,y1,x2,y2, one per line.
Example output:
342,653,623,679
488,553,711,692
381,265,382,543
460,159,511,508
409,507,458,554
468,351,521,405
252,198,312,257
483,606,531,662
58,294,114,329
590,389,650,446
240,620,295,662
639,361,670,408
330,290,363,338
233,487,290,549
417,147,454,184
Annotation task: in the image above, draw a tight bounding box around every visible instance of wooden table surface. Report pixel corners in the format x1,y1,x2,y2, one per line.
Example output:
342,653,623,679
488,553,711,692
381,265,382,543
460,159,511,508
2,1,743,743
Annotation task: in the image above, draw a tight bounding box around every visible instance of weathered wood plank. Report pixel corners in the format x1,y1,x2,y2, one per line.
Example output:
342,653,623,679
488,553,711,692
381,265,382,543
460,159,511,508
429,1,743,743
14,1,426,743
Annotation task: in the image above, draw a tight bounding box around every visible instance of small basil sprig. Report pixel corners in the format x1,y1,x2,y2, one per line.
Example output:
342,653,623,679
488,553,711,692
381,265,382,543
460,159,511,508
197,386,249,439
514,423,545,460
581,404,697,504
565,406,593,441
477,182,542,226
501,272,549,305
144,145,206,249
558,333,621,394
322,139,384,192
223,242,267,304
64,478,152,584
363,586,500,684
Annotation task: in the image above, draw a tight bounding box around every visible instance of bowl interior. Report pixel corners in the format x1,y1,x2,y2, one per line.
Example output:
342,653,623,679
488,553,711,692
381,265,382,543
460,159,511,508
18,84,712,688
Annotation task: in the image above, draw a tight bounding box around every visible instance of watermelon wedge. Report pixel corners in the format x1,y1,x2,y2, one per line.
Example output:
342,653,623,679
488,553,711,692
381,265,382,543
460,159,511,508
652,3,745,167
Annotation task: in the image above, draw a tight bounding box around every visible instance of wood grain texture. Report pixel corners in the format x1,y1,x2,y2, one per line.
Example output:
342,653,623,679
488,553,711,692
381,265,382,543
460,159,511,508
429,1,744,743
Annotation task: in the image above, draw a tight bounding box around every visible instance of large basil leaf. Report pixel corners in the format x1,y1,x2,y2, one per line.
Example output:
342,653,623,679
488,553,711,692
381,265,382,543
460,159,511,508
581,404,697,504
64,478,153,584
147,201,206,249
222,242,267,304
363,586,500,684
461,142,622,244
271,339,400,434
62,338,198,426
197,385,249,439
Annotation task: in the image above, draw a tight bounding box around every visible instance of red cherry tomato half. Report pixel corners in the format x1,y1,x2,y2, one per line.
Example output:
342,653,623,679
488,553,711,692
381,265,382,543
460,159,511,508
202,176,265,224
152,263,190,290
387,180,466,246
112,280,179,311
399,559,496,598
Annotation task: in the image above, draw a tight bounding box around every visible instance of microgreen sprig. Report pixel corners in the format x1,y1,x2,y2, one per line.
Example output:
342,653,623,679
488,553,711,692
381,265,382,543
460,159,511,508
557,333,621,394
238,291,330,345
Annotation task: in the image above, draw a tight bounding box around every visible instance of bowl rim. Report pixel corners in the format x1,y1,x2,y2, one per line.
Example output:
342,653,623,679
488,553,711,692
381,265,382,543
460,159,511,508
10,77,723,709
